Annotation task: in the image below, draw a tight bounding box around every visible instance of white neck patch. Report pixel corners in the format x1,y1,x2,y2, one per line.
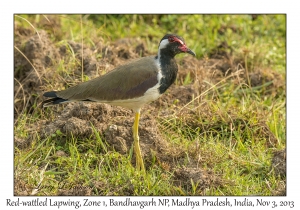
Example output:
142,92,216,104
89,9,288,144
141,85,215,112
158,39,169,59
158,39,169,50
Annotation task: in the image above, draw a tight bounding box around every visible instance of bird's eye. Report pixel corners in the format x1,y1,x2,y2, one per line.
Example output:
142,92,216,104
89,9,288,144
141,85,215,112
168,37,175,42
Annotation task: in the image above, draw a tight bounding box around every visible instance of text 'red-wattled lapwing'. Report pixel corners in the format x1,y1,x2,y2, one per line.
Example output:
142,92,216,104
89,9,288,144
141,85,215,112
43,34,195,171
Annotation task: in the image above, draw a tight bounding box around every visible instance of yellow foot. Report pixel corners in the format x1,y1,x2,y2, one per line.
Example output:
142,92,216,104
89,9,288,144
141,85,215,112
134,139,145,171
133,110,145,172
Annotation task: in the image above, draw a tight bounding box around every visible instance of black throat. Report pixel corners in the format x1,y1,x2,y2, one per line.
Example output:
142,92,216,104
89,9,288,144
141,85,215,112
156,48,178,94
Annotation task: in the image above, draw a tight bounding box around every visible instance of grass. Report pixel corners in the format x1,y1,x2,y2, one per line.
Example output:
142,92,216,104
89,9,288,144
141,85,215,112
14,14,286,196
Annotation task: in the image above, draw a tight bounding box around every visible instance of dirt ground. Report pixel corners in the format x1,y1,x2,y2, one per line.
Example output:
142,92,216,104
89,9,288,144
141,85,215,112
14,22,286,195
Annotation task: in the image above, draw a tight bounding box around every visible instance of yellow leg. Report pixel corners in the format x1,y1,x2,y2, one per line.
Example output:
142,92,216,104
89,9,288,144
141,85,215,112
132,111,145,172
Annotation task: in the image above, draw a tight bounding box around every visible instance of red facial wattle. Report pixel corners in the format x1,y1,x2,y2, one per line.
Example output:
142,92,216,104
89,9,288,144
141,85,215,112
168,35,196,56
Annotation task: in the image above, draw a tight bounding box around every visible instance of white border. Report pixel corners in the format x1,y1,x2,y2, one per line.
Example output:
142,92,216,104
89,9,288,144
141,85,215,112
2,0,299,209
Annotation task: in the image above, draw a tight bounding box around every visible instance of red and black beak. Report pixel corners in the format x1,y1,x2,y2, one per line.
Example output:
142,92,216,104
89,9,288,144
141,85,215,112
186,48,196,56
178,44,196,56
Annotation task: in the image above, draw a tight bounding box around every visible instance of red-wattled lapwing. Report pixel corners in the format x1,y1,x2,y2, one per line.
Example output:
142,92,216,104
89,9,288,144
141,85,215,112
43,34,195,171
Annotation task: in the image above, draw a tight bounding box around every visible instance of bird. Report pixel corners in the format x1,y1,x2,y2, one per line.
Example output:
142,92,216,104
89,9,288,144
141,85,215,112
43,34,196,172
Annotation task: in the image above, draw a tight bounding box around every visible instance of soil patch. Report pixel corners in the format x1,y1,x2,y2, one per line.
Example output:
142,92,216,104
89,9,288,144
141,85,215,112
173,167,224,195
271,148,286,177
36,102,225,195
271,148,286,196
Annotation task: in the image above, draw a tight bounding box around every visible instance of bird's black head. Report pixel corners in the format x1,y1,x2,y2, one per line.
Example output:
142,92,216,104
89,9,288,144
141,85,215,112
158,34,196,57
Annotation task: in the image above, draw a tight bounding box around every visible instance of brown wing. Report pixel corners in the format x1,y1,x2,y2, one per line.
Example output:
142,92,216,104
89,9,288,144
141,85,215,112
56,56,159,101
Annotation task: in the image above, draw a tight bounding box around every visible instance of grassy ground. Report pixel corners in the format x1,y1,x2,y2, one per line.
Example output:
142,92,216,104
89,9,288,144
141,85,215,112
14,14,286,196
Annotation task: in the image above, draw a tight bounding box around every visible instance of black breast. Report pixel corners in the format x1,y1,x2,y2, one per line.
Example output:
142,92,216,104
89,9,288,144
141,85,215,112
157,54,178,94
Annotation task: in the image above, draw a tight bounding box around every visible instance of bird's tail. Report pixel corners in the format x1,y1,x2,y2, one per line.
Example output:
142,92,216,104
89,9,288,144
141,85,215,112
42,91,69,107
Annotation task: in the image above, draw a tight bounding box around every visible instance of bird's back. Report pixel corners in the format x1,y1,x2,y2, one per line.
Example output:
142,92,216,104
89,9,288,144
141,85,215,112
56,56,160,102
